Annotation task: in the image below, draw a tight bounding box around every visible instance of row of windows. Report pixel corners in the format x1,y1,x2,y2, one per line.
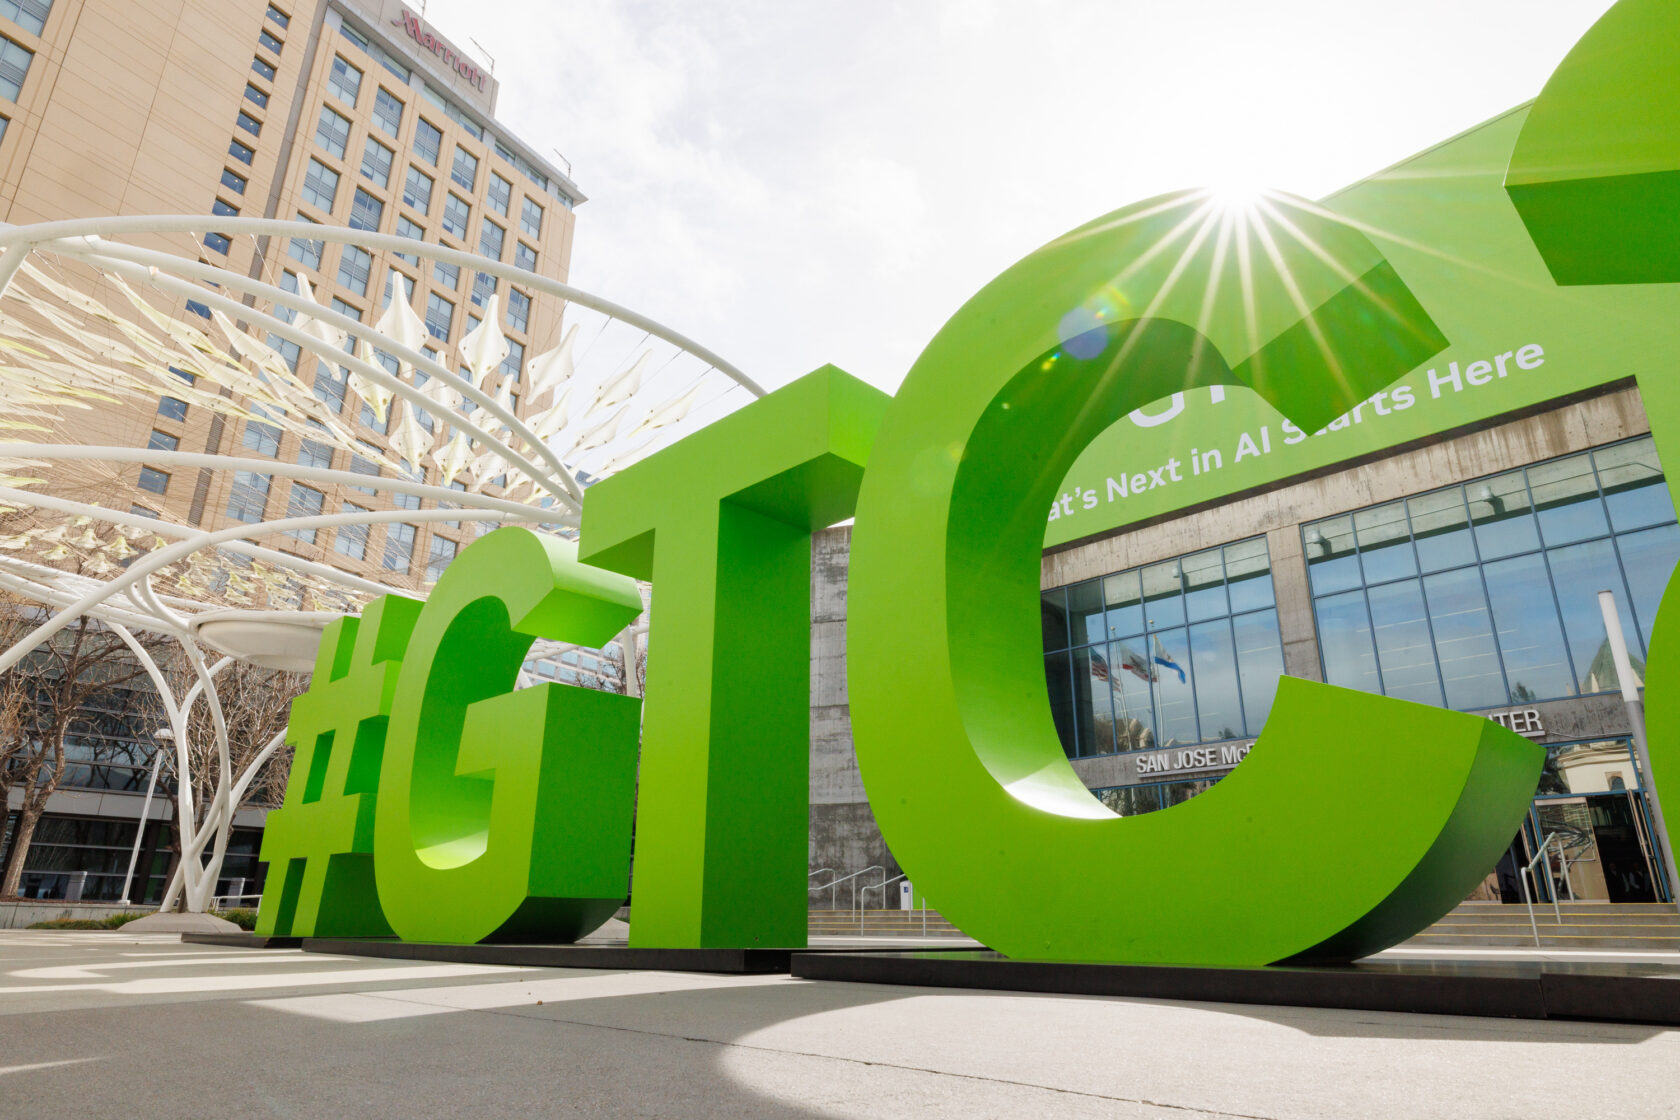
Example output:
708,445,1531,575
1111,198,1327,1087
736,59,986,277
207,8,290,256
1042,438,1680,762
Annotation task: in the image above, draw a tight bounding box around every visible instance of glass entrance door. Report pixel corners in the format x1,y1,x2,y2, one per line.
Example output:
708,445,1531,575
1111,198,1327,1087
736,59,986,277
1532,794,1660,903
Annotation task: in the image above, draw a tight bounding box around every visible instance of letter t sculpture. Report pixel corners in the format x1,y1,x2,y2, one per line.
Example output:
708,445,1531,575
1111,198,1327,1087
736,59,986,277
580,365,890,947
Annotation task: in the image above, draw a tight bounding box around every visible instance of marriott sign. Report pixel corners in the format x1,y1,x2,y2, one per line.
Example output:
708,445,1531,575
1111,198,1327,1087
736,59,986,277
392,7,487,91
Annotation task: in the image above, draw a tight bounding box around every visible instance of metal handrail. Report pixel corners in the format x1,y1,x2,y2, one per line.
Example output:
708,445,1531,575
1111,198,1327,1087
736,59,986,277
816,865,883,912
1517,831,1564,946
860,872,906,911
807,868,837,907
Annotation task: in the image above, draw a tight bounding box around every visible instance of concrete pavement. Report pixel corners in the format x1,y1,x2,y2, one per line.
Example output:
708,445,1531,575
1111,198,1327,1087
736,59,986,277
1,931,1676,1118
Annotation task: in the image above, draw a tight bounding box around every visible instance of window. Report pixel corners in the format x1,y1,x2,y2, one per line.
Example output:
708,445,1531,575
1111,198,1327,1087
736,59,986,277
283,484,324,543
268,334,301,373
1044,537,1283,763
265,4,289,29
340,21,411,82
337,244,372,296
147,430,178,452
348,187,383,232
302,159,339,211
394,215,423,265
137,466,169,495
251,56,276,82
513,241,536,272
506,288,529,332
425,535,457,582
220,168,247,195
225,471,271,523
315,105,350,157
520,197,543,238
0,35,31,101
287,229,323,270
372,88,403,137
433,260,459,290
469,270,495,308
359,138,393,189
330,296,362,326
258,28,283,55
328,56,361,107
296,437,333,470
424,293,453,341
451,146,478,191
185,300,210,319
241,415,280,457
170,366,196,386
202,231,231,254
0,1,50,36
487,172,511,216
211,199,238,218
478,219,504,260
499,338,524,381
312,363,347,412
382,522,416,571
235,110,261,138
228,139,255,165
1303,437,1680,709
441,193,469,238
334,503,369,559
403,165,433,212
413,117,441,165
244,82,268,110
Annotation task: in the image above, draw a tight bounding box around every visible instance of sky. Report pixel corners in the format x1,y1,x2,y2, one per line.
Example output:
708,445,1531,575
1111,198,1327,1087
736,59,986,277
414,0,1617,396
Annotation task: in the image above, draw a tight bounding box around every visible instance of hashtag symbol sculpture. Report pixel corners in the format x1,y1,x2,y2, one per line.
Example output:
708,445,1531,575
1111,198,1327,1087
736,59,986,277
255,595,422,938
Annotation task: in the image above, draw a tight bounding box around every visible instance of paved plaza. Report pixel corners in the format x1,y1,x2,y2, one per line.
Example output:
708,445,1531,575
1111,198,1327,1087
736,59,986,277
1,932,1677,1118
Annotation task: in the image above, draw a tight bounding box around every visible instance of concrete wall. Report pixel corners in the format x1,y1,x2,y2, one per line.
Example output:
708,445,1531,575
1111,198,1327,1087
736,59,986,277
0,899,148,929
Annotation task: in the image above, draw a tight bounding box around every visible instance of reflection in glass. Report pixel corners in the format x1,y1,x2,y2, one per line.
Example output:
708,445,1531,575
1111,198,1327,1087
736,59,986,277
1356,501,1416,583
1071,647,1116,756
1225,538,1274,613
1233,608,1284,735
1615,523,1680,652
1102,569,1144,639
1422,567,1505,709
1182,548,1228,622
1596,438,1676,532
1107,638,1157,751
1316,588,1379,693
1189,619,1242,741
1367,579,1443,705
1305,514,1360,595
1141,560,1185,629
1041,588,1068,651
1408,489,1476,573
1149,625,1197,745
1469,470,1538,559
1045,651,1076,758
1530,454,1608,546
1067,579,1105,647
1546,539,1641,688
1482,553,1575,701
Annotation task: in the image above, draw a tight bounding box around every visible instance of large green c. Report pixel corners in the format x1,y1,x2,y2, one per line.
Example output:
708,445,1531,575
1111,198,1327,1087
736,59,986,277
847,190,1544,965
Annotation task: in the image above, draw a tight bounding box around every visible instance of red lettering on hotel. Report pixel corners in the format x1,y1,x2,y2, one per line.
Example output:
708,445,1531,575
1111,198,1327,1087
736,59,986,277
392,8,487,92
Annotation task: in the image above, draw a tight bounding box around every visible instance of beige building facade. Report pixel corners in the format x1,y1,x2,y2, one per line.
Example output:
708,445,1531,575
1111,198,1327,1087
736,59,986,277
0,0,583,591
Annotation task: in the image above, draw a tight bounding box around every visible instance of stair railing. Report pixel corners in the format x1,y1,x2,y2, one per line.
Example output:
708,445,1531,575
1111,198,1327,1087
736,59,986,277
857,871,905,933
1517,831,1564,946
819,865,884,914
807,868,836,908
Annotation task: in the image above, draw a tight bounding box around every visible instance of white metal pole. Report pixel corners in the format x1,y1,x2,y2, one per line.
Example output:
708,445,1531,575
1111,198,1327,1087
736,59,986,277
119,736,167,906
1597,589,1679,906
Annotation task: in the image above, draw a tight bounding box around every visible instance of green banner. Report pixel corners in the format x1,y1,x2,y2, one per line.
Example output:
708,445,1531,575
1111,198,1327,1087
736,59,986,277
1046,106,1680,548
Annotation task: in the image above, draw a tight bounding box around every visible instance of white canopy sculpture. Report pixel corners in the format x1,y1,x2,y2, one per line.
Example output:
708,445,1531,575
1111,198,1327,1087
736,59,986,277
0,214,762,912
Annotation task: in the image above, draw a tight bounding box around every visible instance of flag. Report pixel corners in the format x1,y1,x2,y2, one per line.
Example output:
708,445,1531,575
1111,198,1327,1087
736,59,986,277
1116,642,1156,682
1090,649,1111,682
1153,636,1186,683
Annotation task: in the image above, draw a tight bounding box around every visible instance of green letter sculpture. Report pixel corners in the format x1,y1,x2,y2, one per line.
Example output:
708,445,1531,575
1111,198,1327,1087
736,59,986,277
580,366,891,947
256,595,420,938
373,526,645,943
1504,0,1680,874
846,190,1545,964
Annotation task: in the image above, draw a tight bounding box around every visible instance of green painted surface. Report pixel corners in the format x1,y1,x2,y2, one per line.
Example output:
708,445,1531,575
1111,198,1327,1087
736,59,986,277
373,527,644,944
256,596,419,938
579,366,892,948
846,190,1542,963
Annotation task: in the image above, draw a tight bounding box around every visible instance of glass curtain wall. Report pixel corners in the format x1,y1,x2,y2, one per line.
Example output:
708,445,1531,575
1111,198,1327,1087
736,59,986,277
1303,437,1679,708
1043,537,1286,759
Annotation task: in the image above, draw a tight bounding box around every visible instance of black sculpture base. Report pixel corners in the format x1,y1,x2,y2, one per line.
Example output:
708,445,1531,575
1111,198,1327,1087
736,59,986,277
790,950,1680,1026
301,937,797,974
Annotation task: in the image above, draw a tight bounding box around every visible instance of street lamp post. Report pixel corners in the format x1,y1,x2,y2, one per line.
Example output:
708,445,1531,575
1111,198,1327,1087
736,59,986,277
1597,589,1679,907
118,728,169,907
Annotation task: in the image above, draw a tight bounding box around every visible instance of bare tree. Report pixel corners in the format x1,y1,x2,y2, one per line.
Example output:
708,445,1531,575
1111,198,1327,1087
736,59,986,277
0,607,168,898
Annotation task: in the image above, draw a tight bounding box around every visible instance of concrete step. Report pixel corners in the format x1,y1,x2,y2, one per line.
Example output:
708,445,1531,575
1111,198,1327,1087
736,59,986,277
808,910,963,937
1403,901,1680,950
